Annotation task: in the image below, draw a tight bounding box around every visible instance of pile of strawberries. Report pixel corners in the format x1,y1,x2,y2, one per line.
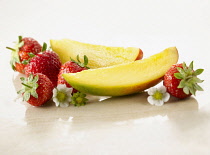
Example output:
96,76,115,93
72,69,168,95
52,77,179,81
7,36,88,107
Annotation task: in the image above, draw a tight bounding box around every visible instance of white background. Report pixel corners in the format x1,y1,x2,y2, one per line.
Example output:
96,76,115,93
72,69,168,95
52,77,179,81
1,0,210,154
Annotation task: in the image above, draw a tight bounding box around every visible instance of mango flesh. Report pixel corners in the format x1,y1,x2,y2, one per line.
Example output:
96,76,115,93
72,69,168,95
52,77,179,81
63,47,178,96
50,39,143,69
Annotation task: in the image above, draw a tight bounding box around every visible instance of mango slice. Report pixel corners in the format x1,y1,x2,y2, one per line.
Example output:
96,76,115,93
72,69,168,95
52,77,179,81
50,39,143,68
63,47,178,96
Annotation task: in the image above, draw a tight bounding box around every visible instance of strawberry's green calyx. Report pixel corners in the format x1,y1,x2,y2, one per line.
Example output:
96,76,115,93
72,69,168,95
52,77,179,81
174,61,204,95
41,42,52,52
9,47,20,70
71,92,88,106
71,55,89,69
15,36,24,50
41,42,48,52
6,36,24,70
18,74,39,101
28,52,35,58
16,53,35,65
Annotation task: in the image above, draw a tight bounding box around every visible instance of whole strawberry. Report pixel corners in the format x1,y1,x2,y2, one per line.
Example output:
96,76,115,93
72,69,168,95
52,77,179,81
18,73,54,106
57,55,89,93
25,45,62,87
163,61,204,99
6,36,42,74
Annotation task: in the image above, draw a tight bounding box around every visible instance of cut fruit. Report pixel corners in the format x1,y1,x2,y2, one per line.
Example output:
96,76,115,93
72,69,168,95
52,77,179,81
63,47,179,96
50,39,143,68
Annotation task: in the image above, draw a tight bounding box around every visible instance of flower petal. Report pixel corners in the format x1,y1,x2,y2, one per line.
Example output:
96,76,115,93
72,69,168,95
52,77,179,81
159,86,167,94
60,102,70,108
147,96,155,105
53,98,60,107
154,100,164,106
163,92,170,102
66,87,73,94
148,87,157,95
52,84,73,108
57,84,64,89
57,84,68,92
52,88,58,98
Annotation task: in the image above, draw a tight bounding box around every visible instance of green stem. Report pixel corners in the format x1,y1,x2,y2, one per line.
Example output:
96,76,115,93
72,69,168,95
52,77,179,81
18,36,22,43
6,47,16,51
42,42,47,52
21,83,33,89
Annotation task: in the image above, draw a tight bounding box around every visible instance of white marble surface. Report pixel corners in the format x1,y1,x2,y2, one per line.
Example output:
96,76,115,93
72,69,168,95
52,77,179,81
1,0,210,154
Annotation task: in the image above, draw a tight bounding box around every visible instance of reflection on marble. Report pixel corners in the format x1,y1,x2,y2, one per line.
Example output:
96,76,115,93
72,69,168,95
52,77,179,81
21,93,199,131
5,69,209,155
12,72,200,130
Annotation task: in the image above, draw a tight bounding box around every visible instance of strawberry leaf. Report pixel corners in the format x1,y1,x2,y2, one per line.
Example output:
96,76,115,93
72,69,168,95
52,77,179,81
177,80,185,88
177,67,185,77
182,62,187,70
193,77,204,83
84,55,89,67
189,86,196,95
22,60,29,65
31,90,38,98
183,86,190,95
28,52,35,58
189,61,194,70
176,61,204,96
174,73,183,79
194,83,204,91
71,55,89,68
33,74,39,83
193,69,204,76
23,92,30,101
18,75,39,101
6,36,25,70
42,42,47,52
18,36,22,43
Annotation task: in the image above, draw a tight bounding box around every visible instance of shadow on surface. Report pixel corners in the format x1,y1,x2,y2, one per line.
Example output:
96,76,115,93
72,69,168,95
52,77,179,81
24,92,199,131
13,72,200,131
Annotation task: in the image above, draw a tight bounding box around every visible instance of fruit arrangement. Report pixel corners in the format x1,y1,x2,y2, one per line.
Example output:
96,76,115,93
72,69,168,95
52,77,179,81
7,36,204,107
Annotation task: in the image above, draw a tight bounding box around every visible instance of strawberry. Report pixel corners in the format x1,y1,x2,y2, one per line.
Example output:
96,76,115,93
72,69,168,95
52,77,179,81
6,36,42,74
163,61,204,99
57,55,89,93
25,46,62,87
18,73,54,106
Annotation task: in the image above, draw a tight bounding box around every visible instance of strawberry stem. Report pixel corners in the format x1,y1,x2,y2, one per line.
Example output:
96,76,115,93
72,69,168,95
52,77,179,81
42,42,47,52
70,55,89,68
6,47,16,51
21,83,33,89
18,36,22,43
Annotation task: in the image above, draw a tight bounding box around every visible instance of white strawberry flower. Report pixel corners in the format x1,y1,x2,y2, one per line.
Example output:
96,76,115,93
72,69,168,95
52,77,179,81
53,84,73,107
147,86,170,106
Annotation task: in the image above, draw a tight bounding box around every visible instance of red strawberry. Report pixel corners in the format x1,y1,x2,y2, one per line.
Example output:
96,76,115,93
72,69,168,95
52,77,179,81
18,73,54,106
25,48,62,87
57,55,89,93
163,61,204,99
6,36,42,74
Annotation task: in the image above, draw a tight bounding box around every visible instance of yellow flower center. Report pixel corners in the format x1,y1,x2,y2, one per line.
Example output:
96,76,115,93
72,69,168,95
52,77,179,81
153,91,163,100
57,91,67,102
76,97,83,104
